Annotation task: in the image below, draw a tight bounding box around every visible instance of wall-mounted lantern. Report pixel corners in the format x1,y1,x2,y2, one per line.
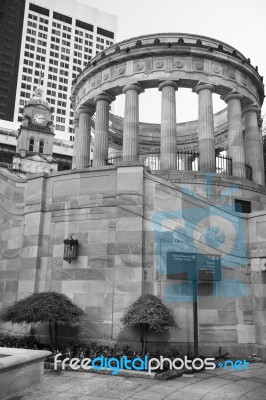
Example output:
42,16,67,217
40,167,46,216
63,236,79,263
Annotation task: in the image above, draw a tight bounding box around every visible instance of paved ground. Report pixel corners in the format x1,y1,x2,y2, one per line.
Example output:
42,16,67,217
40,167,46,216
15,363,266,400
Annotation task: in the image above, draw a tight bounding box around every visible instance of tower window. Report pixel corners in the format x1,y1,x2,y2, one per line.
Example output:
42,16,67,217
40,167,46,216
39,140,44,154
29,138,35,152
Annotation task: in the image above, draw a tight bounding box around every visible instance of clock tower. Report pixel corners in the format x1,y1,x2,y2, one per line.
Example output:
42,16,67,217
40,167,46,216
13,85,58,173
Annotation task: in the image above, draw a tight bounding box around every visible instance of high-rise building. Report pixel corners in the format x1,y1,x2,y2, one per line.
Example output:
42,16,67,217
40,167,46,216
0,0,117,141
0,0,26,122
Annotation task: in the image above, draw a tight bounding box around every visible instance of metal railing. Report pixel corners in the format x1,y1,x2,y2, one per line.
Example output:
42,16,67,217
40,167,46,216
106,154,122,165
138,153,160,170
138,150,200,172
0,161,12,169
215,154,232,175
105,151,253,181
245,164,252,181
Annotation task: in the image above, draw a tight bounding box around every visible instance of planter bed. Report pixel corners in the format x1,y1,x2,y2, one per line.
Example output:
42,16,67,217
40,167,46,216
0,347,51,400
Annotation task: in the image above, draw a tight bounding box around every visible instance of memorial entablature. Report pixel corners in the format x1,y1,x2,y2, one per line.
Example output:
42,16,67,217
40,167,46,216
71,33,265,185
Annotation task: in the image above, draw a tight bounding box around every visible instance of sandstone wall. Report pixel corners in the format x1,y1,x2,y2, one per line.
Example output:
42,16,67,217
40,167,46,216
1,165,266,357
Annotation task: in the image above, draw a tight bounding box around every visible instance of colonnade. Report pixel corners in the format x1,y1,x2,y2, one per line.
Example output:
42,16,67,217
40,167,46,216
73,81,265,185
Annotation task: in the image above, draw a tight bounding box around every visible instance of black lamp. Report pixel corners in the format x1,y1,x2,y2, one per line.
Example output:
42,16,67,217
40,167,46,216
63,236,78,263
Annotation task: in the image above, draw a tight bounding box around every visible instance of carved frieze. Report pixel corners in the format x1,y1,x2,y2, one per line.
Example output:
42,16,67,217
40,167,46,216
154,59,164,69
228,69,236,80
174,60,184,69
136,63,144,71
213,65,221,74
194,61,204,70
73,34,263,111
117,66,126,76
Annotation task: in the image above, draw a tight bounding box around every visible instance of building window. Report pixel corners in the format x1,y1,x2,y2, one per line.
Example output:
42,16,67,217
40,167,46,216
28,13,38,21
97,27,114,39
62,33,71,39
53,11,72,25
27,21,37,28
51,36,60,43
38,32,47,39
24,59,34,66
36,55,45,62
235,200,251,213
39,24,48,32
29,138,35,152
51,44,59,51
29,3,50,17
39,140,44,154
40,17,48,24
26,28,36,36
76,20,93,32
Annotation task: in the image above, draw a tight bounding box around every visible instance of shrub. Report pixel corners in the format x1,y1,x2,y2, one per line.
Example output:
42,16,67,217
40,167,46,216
0,333,41,349
1,291,84,349
121,294,178,354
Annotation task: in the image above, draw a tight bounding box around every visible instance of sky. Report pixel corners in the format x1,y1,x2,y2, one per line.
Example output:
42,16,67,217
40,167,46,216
84,0,266,124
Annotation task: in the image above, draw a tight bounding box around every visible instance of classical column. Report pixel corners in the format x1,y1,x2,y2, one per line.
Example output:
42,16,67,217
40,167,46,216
223,93,245,178
122,84,143,162
243,106,265,185
72,114,78,169
159,80,178,170
194,83,216,172
93,93,114,167
75,105,94,169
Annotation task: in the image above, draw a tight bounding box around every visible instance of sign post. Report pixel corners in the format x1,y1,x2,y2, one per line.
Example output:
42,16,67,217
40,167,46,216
166,252,221,356
193,279,199,356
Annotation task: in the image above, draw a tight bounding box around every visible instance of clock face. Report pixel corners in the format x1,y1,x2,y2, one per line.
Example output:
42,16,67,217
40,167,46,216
33,113,45,125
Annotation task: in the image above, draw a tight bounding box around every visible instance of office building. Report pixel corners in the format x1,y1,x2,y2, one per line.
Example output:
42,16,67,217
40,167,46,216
0,0,26,121
0,0,117,141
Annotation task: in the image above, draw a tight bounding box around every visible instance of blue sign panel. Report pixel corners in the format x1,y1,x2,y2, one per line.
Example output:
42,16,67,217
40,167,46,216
167,252,221,281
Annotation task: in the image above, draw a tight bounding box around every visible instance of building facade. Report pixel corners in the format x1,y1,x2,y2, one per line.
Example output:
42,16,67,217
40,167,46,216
0,0,117,141
0,0,26,122
1,33,266,359
0,119,73,171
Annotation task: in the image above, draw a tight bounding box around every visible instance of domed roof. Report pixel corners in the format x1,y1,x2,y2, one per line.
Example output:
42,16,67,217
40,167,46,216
27,86,51,109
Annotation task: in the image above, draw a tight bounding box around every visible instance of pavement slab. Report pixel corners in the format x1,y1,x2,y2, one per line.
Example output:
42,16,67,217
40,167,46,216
13,363,266,400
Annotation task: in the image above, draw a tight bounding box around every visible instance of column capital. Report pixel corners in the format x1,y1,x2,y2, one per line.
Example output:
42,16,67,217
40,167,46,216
242,105,261,115
94,92,115,104
222,91,243,103
122,83,144,94
158,80,178,92
193,83,215,94
77,104,95,117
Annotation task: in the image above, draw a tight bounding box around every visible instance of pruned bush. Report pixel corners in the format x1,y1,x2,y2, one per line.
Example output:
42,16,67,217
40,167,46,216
121,294,177,354
1,291,84,349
